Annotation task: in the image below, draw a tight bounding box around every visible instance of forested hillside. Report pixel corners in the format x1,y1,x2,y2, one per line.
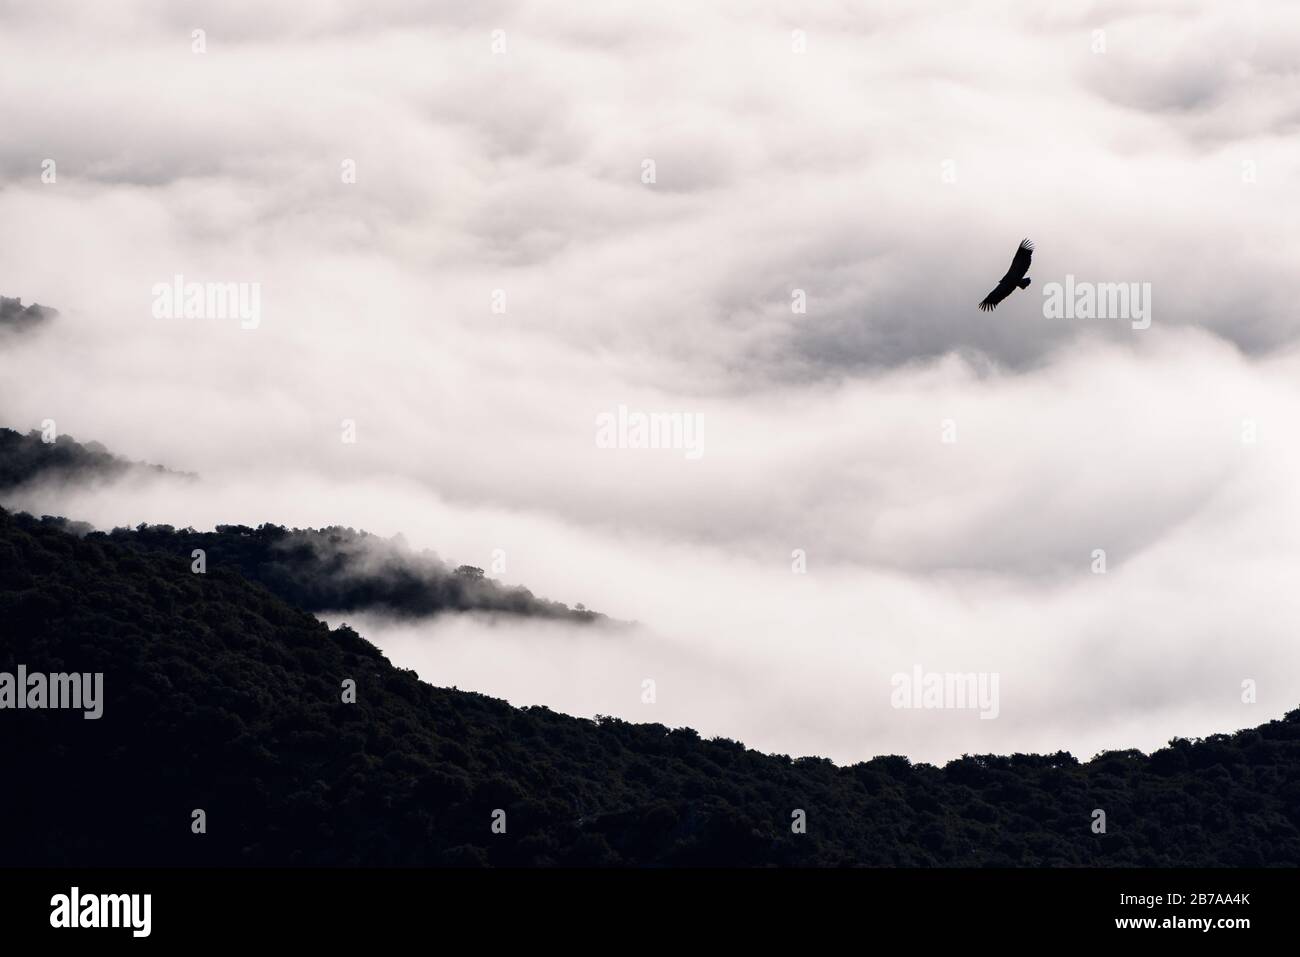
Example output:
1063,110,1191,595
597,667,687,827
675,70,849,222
1,506,1297,866
94,520,604,623
0,427,600,622
0,427,181,490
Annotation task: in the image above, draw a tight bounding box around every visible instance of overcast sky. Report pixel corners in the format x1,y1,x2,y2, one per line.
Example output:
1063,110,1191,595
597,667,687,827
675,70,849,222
2,0,1299,764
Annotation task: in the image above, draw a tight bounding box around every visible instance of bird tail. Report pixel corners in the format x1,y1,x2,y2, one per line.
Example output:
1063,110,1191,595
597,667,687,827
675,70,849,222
1018,277,1031,289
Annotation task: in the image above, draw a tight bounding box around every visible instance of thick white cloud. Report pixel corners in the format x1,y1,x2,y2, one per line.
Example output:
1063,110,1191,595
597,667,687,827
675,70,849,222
1,0,1298,763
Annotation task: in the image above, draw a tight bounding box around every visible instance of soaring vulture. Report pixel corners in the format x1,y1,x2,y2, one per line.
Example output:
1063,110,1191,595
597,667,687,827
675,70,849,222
978,239,1034,311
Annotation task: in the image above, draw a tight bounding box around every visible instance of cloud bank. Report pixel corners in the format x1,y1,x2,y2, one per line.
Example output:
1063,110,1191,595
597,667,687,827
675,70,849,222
1,0,1298,763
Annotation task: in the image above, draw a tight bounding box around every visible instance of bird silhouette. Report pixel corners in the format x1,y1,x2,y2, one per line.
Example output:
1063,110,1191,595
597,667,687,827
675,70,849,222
978,239,1034,311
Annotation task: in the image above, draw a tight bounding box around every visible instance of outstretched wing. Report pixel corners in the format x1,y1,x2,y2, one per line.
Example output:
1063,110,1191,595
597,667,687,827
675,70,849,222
978,282,1013,311
1000,238,1033,284
978,239,1033,311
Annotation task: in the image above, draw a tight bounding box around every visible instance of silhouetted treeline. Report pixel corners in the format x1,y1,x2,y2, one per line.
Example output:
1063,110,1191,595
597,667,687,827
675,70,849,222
0,427,180,490
1,506,1297,866
91,519,604,623
0,295,57,332
0,428,598,622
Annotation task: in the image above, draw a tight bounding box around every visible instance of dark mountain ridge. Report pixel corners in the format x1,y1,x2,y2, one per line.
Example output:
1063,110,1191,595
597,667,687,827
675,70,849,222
0,427,601,622
94,519,605,623
0,426,185,490
0,295,57,332
1,506,1297,867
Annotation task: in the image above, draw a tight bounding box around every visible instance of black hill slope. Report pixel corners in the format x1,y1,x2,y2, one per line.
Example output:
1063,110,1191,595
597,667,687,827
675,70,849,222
0,427,183,491
0,295,56,333
0,507,1298,866
98,520,604,624
0,426,600,622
